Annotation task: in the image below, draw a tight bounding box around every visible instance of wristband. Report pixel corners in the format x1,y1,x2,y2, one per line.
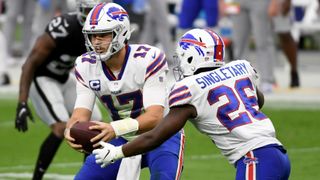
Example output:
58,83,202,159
110,118,139,137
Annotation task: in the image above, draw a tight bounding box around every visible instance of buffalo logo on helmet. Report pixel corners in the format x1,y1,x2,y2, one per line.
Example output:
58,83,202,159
179,33,206,57
107,6,128,21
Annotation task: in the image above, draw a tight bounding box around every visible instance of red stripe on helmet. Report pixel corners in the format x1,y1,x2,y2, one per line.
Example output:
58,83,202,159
181,39,206,47
206,29,224,46
112,10,128,16
90,3,105,25
205,29,224,61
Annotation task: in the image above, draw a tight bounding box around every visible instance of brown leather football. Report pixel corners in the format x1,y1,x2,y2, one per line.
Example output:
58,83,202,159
70,121,101,153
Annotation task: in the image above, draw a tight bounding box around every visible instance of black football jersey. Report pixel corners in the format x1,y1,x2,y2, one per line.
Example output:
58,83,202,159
35,12,86,83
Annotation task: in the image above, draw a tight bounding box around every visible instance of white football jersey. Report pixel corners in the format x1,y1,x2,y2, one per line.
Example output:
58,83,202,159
169,60,282,164
73,44,169,140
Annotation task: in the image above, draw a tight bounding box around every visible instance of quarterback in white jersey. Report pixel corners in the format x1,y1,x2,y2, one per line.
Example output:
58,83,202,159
74,44,168,141
65,3,184,180
93,29,291,180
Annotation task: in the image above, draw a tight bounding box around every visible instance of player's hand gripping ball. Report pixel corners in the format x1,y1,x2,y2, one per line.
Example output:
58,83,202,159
70,121,101,153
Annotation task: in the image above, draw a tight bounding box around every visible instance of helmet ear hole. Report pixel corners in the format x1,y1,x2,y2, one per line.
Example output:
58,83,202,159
187,56,193,64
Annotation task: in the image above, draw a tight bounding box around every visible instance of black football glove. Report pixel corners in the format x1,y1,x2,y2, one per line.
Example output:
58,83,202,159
15,102,34,132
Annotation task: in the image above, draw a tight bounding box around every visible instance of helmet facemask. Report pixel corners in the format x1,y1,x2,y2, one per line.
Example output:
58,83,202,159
172,54,184,81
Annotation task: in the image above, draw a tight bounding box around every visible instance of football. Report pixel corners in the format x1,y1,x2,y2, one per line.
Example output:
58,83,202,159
70,121,101,153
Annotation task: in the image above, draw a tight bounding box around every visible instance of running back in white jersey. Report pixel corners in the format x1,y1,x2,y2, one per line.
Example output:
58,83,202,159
169,60,282,164
73,44,169,140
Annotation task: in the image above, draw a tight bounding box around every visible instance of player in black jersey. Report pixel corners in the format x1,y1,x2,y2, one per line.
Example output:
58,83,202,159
14,1,105,179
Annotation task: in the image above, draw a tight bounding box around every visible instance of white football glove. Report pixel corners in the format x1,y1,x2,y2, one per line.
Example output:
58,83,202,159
92,141,124,168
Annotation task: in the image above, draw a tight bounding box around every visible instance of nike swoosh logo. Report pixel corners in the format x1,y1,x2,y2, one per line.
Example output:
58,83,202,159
152,51,156,59
18,108,27,118
103,150,110,160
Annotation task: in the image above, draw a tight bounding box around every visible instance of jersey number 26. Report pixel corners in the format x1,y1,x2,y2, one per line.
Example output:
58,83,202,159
207,78,267,131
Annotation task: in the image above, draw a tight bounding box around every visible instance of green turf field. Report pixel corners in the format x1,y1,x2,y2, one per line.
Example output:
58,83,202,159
1,98,320,179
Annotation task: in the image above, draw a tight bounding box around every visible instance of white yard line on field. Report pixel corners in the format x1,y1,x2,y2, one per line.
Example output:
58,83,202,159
0,173,74,180
0,162,81,171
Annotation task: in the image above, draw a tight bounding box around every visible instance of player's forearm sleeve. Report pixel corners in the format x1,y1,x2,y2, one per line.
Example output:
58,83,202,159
74,81,96,111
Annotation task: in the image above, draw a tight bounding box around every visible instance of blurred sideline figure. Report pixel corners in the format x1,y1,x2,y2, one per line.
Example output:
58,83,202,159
177,0,224,36
0,30,10,86
0,0,10,86
139,0,176,66
269,0,300,88
230,0,277,93
113,0,146,43
14,1,103,179
93,29,291,180
3,0,36,58
177,0,234,62
65,2,184,179
32,0,70,44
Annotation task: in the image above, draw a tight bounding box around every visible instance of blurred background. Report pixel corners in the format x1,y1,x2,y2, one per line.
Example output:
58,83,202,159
0,0,319,179
1,0,320,93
